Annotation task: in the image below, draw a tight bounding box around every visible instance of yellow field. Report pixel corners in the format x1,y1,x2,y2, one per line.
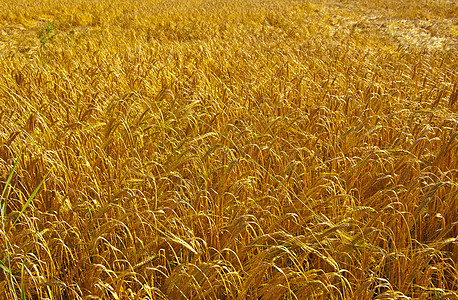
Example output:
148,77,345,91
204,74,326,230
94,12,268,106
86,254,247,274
0,0,457,298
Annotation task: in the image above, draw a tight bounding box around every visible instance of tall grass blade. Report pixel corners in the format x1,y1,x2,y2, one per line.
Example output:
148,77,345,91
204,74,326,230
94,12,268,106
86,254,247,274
12,169,51,227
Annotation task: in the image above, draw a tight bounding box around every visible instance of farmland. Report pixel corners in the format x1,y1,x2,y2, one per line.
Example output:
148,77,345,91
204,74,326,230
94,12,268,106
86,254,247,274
0,0,457,298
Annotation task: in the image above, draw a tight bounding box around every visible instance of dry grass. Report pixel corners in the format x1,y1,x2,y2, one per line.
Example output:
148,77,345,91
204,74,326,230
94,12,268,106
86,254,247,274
0,0,457,298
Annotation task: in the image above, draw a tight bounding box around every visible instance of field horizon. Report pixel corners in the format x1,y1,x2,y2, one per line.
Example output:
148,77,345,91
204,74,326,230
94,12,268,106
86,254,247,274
1,0,457,299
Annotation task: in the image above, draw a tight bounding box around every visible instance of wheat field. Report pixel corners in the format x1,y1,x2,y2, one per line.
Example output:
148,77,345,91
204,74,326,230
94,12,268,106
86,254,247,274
0,0,457,299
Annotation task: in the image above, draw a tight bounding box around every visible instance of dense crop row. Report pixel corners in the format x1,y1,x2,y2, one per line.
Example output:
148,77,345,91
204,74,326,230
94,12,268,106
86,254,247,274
0,0,457,298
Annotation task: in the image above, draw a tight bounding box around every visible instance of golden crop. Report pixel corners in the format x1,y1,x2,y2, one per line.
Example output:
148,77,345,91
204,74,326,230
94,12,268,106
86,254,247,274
0,0,457,298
